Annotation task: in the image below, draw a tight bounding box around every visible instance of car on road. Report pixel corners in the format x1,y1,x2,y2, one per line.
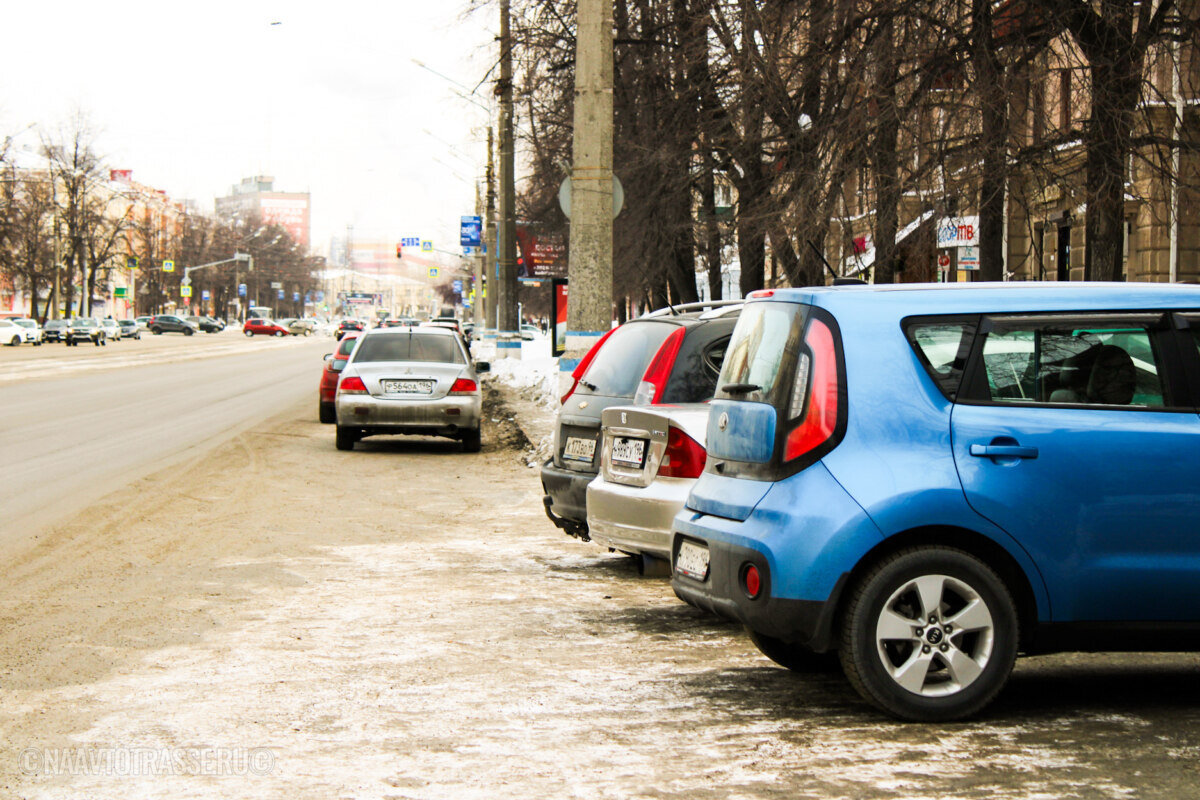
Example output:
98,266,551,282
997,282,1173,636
64,317,106,346
42,319,68,342
148,315,198,335
334,326,490,452
11,318,44,345
670,282,1200,722
185,315,223,333
541,301,741,543
586,403,710,573
336,319,365,338
243,318,291,337
378,318,417,329
277,317,315,336
100,318,123,341
116,319,141,340
0,318,27,346
319,332,360,423
134,316,152,331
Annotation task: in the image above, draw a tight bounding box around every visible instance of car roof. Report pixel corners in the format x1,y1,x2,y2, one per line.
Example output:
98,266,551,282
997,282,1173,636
361,325,456,337
758,281,1200,318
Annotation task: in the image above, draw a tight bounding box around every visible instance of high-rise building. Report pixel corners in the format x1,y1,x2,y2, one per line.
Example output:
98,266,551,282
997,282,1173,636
215,175,311,249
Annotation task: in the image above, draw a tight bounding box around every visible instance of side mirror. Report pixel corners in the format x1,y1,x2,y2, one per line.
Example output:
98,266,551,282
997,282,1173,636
475,361,491,374
323,353,333,361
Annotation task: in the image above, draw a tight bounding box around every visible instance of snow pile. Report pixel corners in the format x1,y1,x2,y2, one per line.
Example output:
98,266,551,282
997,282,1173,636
487,353,559,411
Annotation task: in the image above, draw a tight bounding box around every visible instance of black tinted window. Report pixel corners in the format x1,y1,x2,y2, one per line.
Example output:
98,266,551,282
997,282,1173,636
581,321,676,397
337,337,358,356
354,333,463,364
904,318,977,399
662,330,733,403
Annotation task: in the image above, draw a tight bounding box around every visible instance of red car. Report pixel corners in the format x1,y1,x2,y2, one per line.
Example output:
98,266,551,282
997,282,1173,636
243,318,290,337
318,332,360,423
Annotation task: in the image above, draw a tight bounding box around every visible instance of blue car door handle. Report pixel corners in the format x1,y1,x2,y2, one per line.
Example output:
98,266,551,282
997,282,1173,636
969,443,1039,459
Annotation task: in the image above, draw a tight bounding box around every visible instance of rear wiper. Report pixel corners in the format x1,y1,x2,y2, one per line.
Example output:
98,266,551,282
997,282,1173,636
579,380,599,391
721,383,761,394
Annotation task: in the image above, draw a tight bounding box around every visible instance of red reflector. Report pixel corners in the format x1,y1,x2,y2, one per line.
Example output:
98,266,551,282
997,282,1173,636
450,378,477,394
657,426,707,479
744,564,761,599
339,376,367,394
638,327,686,405
785,318,839,461
748,289,775,299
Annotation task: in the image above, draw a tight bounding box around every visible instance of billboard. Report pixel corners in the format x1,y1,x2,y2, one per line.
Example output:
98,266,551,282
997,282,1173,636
259,197,310,247
515,224,567,280
552,278,568,357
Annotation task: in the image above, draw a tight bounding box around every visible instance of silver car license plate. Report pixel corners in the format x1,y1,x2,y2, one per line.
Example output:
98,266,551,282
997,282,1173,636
610,436,647,468
562,436,596,463
382,379,435,394
675,540,710,581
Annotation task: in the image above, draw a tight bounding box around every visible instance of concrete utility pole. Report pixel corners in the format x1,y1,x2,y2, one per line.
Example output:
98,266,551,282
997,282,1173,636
496,0,520,356
484,126,497,334
565,0,615,363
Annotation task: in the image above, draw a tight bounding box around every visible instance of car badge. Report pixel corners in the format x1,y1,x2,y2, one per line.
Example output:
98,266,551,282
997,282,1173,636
717,412,729,431
578,400,589,409
621,412,627,424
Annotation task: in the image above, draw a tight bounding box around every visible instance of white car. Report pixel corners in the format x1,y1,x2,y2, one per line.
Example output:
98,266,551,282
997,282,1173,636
0,318,35,345
10,318,44,345
100,318,122,341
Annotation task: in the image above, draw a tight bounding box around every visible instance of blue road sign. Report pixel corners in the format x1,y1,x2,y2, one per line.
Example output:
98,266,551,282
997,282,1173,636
238,283,247,297
460,216,482,248
401,237,421,248
201,290,210,301
452,279,463,293
277,289,284,299
293,292,300,302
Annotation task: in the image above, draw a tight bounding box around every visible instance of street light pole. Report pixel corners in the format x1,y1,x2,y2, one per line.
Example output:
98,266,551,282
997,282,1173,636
496,0,520,357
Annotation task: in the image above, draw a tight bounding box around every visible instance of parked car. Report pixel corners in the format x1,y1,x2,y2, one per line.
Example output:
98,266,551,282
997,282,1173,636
0,318,27,346
185,315,222,333
586,403,710,573
64,317,105,346
670,282,1200,722
379,318,417,329
116,319,141,340
243,318,290,337
318,332,361,423
334,326,489,452
541,301,741,542
520,324,538,341
11,318,43,345
42,319,68,342
100,318,123,341
134,316,153,331
148,315,198,335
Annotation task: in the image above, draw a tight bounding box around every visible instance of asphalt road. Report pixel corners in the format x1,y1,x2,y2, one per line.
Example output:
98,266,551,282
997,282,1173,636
0,331,328,548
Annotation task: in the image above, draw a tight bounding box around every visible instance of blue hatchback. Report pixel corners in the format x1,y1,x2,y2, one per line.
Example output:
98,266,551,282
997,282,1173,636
670,282,1200,721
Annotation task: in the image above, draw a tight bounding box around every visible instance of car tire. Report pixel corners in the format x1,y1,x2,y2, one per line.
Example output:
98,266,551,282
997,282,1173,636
151,327,162,335
839,546,1018,722
8,336,18,346
274,331,284,337
335,425,356,451
748,630,842,673
244,330,254,337
318,402,336,424
184,328,194,336
461,427,482,453
98,338,105,346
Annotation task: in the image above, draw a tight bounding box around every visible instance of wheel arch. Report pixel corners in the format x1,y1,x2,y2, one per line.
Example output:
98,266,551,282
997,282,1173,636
834,525,1041,653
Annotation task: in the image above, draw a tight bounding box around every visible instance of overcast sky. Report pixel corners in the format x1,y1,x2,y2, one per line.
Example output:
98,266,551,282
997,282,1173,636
0,0,497,258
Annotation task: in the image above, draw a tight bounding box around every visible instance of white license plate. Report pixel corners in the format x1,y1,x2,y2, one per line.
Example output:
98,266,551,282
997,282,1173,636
675,540,710,581
610,436,647,468
562,436,597,463
382,379,435,394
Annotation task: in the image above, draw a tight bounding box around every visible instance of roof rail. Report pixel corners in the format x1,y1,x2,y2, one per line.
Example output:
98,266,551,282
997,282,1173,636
642,299,744,318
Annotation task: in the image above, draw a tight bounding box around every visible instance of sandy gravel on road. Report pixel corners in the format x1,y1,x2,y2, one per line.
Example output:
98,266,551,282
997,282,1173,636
2,386,1200,800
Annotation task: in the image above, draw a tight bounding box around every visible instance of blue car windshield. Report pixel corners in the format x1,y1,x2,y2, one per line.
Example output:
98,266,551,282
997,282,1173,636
718,301,804,403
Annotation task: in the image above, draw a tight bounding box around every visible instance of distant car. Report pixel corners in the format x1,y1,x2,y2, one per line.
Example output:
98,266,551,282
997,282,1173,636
100,318,123,341
243,318,290,337
116,319,141,340
134,316,153,331
185,315,222,333
378,318,416,329
336,319,365,338
0,318,26,346
428,317,463,334
334,326,490,452
148,315,197,335
277,318,313,336
42,319,68,342
520,324,538,341
541,301,741,542
64,317,106,346
11,318,44,345
319,332,360,423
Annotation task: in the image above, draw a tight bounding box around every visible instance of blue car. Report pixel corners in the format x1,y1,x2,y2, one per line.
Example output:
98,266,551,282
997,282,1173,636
671,282,1200,721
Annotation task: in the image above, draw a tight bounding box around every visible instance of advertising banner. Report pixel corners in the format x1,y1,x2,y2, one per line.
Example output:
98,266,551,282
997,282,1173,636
552,278,568,357
515,224,567,280
460,216,482,248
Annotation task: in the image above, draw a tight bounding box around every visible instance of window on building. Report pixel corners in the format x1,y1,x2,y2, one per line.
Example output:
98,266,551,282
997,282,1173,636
1059,69,1072,131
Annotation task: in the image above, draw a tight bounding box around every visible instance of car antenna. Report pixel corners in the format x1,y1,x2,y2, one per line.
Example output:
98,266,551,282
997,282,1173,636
808,239,866,286
807,240,838,282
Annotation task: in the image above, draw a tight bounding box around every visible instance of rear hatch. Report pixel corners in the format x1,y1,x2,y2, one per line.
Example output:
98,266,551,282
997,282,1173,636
554,319,680,473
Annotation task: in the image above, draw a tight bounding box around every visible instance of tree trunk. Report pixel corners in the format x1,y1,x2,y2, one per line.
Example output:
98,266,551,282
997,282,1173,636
974,0,1007,281
1084,59,1139,281
872,15,901,284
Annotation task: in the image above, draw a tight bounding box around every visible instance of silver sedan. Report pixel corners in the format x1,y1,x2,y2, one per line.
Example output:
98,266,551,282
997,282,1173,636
334,326,489,452
586,403,710,571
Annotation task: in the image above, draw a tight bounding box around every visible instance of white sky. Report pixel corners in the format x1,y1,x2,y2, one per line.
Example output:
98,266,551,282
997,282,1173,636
0,0,498,259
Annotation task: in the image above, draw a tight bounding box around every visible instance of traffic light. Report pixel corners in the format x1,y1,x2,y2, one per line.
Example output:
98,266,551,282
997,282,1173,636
396,243,403,259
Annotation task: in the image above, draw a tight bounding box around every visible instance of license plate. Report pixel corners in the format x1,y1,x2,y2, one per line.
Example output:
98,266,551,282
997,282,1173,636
675,540,710,581
610,436,647,468
562,436,597,463
381,379,435,394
